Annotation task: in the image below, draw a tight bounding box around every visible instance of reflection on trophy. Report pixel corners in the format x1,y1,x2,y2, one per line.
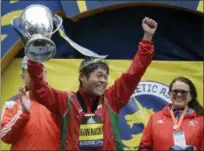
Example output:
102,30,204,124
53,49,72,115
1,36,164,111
11,4,62,62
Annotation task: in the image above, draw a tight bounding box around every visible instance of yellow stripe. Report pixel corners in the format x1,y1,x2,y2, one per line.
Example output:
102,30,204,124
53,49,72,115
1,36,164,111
1,10,23,26
10,0,19,4
76,0,87,13
197,0,203,12
80,134,103,140
80,124,103,129
1,34,7,41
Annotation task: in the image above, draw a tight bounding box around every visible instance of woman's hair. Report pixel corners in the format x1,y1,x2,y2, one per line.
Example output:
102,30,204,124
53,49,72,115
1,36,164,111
169,76,204,116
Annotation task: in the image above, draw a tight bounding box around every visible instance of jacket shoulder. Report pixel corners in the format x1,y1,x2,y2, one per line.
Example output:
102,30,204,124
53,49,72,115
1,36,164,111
151,110,164,119
4,94,19,109
150,105,170,122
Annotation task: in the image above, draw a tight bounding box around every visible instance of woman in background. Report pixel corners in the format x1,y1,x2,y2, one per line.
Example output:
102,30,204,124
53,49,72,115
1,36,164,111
139,77,204,151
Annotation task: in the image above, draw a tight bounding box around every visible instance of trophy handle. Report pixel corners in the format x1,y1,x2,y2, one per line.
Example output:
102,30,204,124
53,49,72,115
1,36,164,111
52,15,63,35
13,17,33,38
11,17,32,44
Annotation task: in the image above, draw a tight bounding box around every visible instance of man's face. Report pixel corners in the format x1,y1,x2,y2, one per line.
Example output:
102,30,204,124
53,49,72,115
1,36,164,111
80,68,108,97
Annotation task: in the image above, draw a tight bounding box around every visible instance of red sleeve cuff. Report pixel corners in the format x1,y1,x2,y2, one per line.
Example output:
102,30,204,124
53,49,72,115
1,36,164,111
141,40,153,45
28,59,42,65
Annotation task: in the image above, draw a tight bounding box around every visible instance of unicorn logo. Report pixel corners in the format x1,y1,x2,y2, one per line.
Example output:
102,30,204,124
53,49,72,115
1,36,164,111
119,81,170,150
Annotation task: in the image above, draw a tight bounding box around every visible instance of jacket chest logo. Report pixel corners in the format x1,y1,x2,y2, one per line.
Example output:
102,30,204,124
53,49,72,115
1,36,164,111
188,119,198,127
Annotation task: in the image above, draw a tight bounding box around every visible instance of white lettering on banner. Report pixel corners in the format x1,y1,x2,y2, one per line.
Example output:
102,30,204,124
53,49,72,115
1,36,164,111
133,81,170,102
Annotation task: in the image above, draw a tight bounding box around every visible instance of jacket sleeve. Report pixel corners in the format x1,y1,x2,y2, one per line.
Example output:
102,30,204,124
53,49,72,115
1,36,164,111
138,115,153,151
200,116,204,151
201,138,204,151
1,100,30,144
105,40,154,113
201,135,204,151
28,60,69,116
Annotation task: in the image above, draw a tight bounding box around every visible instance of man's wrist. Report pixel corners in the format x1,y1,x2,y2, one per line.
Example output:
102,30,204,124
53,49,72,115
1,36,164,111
143,33,153,41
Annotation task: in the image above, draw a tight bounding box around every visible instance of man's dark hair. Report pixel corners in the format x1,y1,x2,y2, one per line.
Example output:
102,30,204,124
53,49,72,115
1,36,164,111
79,57,109,87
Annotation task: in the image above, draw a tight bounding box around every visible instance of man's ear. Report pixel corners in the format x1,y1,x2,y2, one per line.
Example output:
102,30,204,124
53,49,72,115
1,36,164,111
21,73,25,82
79,73,85,82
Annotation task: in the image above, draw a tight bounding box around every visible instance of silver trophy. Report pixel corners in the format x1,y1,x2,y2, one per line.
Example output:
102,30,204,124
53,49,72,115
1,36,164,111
11,4,62,62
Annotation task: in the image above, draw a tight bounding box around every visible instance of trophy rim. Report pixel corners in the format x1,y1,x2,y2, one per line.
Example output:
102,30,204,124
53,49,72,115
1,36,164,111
20,4,54,38
20,4,53,19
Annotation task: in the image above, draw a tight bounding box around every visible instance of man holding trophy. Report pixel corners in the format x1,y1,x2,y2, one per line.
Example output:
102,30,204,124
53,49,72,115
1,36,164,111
12,4,157,151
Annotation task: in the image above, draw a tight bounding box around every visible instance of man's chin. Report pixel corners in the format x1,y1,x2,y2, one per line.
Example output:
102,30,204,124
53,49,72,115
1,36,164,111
94,91,104,97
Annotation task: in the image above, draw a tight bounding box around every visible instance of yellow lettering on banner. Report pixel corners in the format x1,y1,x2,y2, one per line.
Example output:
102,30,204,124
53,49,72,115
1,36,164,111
10,0,19,4
80,124,103,140
76,0,87,13
1,34,7,41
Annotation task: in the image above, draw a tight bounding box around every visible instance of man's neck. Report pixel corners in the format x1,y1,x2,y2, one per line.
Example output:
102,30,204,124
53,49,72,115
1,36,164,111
79,88,97,101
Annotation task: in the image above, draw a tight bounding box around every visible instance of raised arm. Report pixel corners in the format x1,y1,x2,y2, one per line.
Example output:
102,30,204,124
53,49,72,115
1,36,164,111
28,60,68,116
105,17,157,113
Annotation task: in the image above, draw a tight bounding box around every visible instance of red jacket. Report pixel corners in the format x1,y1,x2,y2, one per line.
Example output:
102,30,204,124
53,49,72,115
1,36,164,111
28,40,154,150
1,94,60,150
139,104,204,151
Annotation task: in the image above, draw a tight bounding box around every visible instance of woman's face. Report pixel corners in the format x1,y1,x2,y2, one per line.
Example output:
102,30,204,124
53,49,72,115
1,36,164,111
169,81,191,109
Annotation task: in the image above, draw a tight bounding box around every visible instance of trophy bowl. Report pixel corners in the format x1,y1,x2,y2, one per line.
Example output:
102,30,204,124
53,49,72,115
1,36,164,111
20,4,56,62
